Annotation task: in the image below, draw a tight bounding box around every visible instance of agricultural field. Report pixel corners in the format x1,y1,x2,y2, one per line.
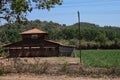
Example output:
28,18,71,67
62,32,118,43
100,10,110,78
76,50,120,69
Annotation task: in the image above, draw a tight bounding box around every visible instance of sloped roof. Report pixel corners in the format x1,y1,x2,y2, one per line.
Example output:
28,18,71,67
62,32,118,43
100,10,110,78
45,40,62,45
4,39,60,47
4,39,75,48
20,28,47,34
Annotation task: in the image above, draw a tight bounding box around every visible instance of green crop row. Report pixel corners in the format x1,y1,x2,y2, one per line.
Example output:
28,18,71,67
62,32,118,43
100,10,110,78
75,50,120,69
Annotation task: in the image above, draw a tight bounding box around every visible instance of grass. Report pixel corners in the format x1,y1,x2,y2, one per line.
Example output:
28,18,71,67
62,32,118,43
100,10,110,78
76,50,120,69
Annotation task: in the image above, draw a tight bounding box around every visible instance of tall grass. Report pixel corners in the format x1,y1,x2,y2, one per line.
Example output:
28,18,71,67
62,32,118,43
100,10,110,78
76,50,120,69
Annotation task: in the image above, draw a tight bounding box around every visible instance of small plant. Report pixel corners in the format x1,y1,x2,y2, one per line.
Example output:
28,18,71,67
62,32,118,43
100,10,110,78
60,62,69,73
32,61,49,74
0,68,3,76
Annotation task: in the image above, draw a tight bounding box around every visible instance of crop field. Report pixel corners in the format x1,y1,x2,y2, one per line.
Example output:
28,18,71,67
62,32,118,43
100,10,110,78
76,50,120,69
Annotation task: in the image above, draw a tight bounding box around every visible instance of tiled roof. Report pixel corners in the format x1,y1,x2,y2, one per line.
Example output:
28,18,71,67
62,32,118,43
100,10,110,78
20,28,47,34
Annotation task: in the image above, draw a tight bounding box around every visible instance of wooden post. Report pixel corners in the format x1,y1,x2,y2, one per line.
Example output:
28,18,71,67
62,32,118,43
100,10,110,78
78,11,82,64
22,46,24,57
29,46,31,56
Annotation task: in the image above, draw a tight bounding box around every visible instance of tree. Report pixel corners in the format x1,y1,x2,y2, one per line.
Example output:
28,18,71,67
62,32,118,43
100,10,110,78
95,32,108,45
0,0,62,23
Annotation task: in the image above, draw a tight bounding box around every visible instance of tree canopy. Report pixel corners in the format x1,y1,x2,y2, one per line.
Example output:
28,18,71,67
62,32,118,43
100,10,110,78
0,0,62,23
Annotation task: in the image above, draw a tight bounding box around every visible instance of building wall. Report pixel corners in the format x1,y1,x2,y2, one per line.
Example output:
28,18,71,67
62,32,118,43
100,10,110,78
59,46,75,57
8,47,59,57
5,32,60,57
21,34,48,40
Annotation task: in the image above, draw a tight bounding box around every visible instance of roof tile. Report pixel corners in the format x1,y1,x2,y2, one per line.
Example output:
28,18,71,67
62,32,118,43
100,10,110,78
20,28,47,34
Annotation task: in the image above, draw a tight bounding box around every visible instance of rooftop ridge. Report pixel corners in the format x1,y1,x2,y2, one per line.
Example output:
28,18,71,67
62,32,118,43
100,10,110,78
20,28,47,34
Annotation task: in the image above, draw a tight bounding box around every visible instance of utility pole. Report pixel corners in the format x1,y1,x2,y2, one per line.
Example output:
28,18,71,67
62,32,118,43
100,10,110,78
77,11,82,64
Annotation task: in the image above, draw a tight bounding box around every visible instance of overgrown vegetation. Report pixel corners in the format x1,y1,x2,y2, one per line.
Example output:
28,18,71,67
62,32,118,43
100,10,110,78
32,60,49,74
11,58,49,74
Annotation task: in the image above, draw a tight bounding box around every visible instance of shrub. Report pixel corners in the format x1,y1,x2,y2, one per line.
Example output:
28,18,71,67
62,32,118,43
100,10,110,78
60,62,69,73
32,61,49,74
0,68,3,76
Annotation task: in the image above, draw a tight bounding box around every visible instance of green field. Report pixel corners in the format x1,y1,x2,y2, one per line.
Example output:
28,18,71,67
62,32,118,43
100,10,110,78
76,50,120,69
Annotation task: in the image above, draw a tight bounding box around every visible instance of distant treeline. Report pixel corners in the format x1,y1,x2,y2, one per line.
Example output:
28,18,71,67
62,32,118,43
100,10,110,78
0,20,120,49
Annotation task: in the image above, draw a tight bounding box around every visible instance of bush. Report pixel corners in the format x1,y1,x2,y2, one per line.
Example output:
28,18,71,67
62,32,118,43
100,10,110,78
0,68,3,76
60,62,69,73
31,61,49,74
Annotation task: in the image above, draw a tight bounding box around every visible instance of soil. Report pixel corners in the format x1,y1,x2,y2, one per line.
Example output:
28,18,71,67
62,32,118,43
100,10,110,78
0,74,120,80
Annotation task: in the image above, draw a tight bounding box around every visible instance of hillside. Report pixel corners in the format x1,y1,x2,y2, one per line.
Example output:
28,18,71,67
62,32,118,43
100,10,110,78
0,20,120,49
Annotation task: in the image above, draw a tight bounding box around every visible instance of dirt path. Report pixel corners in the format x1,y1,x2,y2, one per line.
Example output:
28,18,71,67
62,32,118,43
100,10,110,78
0,74,120,80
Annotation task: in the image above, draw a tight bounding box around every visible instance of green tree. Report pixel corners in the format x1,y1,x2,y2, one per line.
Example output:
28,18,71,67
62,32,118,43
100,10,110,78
95,32,108,45
82,28,99,41
0,0,62,23
114,38,119,45
0,30,21,43
105,31,116,41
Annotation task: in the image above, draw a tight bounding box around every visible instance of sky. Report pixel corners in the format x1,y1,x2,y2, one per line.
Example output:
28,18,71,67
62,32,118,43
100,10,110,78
27,0,120,27
1,0,120,27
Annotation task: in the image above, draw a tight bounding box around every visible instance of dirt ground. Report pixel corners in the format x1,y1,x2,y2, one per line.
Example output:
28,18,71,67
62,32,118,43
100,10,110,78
0,57,120,80
0,57,80,64
0,74,120,80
